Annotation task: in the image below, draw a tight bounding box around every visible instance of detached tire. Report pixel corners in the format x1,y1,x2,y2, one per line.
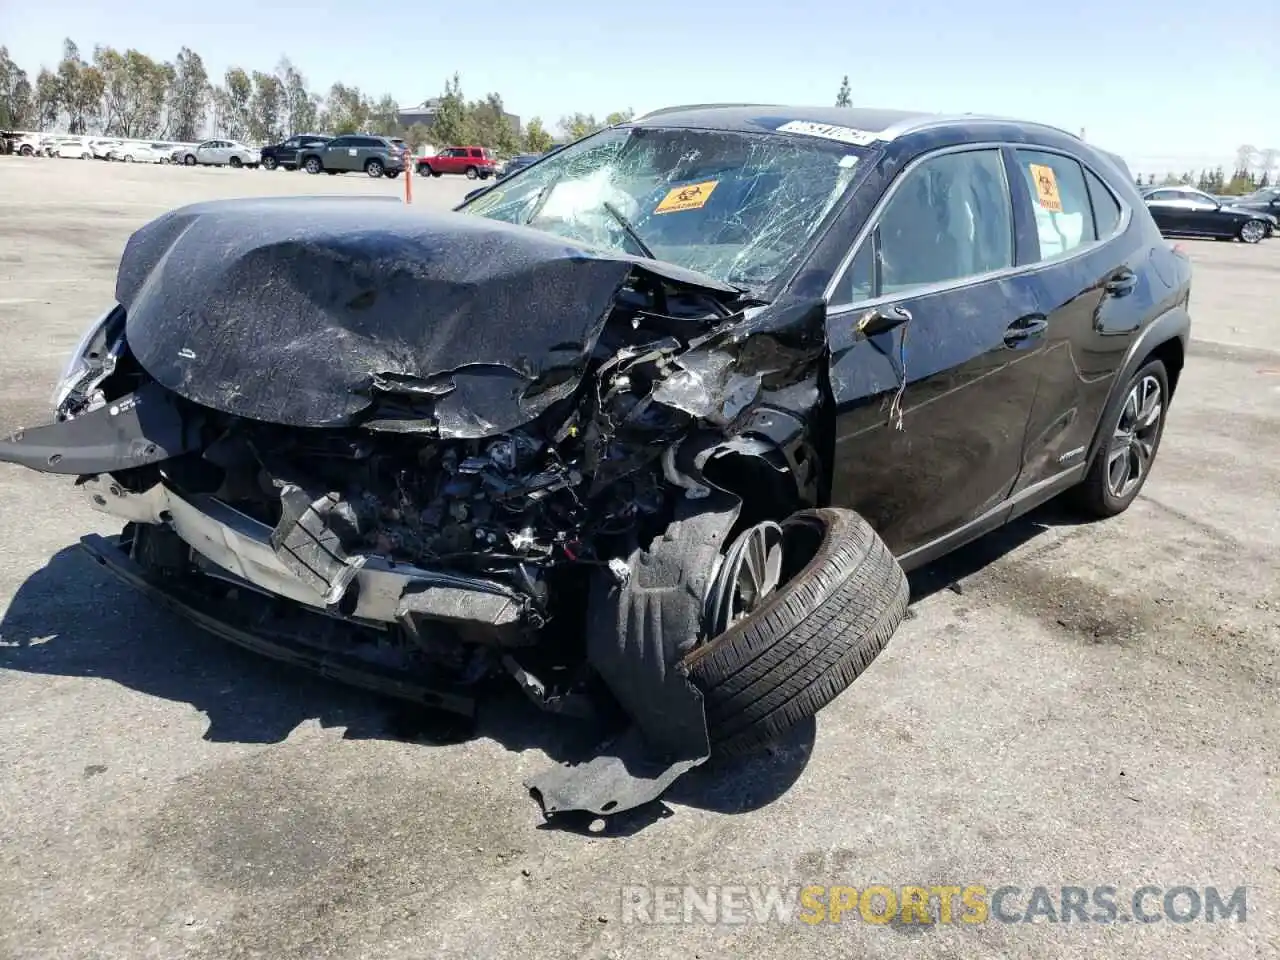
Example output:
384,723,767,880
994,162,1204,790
683,507,909,756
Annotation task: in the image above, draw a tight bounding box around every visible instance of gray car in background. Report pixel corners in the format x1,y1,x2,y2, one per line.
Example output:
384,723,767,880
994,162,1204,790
299,135,405,178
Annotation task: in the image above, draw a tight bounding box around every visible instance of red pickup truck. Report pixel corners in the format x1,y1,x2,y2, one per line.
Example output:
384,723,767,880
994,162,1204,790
416,146,499,180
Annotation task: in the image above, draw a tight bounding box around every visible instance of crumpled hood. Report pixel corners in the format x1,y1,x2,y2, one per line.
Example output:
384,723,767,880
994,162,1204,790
117,196,738,436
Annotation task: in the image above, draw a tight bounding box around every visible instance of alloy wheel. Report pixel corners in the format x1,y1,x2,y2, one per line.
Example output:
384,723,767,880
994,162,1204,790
705,521,785,637
1106,374,1162,500
1240,220,1266,244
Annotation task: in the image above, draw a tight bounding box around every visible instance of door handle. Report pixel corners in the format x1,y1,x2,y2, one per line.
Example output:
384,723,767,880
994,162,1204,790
1105,270,1137,297
1004,313,1048,348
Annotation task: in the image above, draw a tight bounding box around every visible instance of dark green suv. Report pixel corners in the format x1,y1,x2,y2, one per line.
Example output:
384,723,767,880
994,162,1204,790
300,135,405,178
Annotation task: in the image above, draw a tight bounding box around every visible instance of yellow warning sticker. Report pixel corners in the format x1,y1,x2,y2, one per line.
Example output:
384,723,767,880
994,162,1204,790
654,180,718,214
1028,163,1063,212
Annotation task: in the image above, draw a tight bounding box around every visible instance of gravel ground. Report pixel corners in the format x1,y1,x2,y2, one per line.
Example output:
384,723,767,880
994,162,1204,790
0,157,1276,960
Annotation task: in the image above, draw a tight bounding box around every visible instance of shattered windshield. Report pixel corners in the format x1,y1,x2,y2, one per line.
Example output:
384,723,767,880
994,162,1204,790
457,125,867,291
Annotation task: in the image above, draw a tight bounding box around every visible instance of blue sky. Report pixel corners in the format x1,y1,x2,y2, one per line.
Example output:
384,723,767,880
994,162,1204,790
5,0,1276,174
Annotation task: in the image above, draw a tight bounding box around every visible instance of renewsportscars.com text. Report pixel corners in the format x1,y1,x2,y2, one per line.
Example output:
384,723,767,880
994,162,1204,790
619,884,1248,926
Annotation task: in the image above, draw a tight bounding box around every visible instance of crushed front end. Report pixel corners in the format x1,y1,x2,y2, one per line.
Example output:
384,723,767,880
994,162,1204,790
0,200,833,817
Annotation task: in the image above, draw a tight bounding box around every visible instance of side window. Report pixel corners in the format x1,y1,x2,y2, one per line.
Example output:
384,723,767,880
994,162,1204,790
1015,149,1097,261
832,148,1012,303
283,138,298,148
328,137,350,148
1084,169,1122,237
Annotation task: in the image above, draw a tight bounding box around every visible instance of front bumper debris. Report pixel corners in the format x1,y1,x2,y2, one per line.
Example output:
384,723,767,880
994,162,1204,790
79,531,477,716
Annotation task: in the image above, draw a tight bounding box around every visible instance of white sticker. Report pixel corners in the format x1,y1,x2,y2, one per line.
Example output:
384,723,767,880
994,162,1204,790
776,120,879,146
348,148,357,157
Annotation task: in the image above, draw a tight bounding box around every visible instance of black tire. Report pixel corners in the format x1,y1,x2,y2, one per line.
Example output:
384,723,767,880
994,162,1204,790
417,163,432,177
684,507,909,756
183,154,196,166
430,170,442,178
385,169,400,178
465,165,479,179
1069,358,1169,518
262,156,278,171
303,156,322,174
229,156,242,168
365,159,384,178
1238,219,1267,244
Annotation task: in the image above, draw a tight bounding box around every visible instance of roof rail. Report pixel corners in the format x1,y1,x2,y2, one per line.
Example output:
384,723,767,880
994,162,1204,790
632,103,781,121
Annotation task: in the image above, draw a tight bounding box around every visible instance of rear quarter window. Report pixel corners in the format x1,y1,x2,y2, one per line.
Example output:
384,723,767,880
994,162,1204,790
1084,169,1122,237
1014,149,1097,261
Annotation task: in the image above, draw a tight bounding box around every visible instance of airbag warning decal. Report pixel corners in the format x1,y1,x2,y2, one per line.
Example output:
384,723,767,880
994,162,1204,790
655,180,718,214
1029,163,1063,212
776,120,878,146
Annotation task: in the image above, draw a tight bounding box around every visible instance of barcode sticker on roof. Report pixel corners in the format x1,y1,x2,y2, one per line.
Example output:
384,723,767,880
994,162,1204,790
775,120,879,146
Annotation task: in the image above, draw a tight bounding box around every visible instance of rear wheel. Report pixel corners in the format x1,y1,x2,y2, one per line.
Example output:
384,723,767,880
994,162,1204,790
1239,219,1267,244
385,169,400,178
684,508,909,756
465,165,479,179
303,156,322,174
1069,358,1169,518
229,156,242,168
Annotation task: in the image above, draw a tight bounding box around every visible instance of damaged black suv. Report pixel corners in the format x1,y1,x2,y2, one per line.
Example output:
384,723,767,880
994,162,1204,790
0,105,1190,818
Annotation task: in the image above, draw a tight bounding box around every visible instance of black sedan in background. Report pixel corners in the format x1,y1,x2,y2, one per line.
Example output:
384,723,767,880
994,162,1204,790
1140,185,1275,242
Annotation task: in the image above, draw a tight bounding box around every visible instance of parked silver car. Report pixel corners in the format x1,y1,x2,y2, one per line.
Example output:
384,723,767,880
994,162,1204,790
177,140,261,168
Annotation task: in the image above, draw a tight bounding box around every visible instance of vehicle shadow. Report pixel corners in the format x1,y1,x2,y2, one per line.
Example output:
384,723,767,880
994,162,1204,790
0,544,815,831
0,503,1078,833
906,499,1088,602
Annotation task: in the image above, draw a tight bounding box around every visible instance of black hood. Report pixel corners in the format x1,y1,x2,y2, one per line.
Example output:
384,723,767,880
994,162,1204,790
117,197,740,437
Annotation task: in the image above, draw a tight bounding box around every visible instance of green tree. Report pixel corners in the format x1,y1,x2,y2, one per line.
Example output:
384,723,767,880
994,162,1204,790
604,108,634,126
94,46,170,138
248,71,284,142
430,73,472,146
559,112,601,141
404,121,432,154
468,92,519,152
322,82,371,134
57,40,103,134
166,47,208,141
523,116,553,152
0,47,34,129
835,75,851,107
34,68,61,130
222,68,252,140
368,94,401,136
276,57,319,134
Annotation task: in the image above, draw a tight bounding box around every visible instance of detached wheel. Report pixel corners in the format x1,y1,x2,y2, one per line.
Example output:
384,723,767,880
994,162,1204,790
1070,358,1169,518
1239,219,1267,244
683,507,909,756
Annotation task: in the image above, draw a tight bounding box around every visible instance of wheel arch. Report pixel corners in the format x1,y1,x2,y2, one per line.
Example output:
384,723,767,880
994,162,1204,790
1085,305,1189,471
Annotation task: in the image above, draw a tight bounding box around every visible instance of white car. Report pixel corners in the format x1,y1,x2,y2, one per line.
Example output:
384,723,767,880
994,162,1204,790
176,139,261,168
52,137,94,159
90,138,122,160
13,134,48,157
114,142,165,163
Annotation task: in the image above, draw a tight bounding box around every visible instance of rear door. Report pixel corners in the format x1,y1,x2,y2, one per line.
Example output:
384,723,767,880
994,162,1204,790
1142,189,1184,234
825,145,1044,560
1005,146,1146,490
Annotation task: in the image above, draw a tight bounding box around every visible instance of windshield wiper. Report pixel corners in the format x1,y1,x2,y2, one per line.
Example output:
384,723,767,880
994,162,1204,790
523,175,561,225
601,201,654,259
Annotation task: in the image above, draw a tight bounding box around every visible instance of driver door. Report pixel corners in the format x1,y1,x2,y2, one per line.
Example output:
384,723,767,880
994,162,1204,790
825,146,1046,563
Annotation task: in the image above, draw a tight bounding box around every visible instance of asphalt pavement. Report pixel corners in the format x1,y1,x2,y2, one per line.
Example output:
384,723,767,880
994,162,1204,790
0,157,1276,960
